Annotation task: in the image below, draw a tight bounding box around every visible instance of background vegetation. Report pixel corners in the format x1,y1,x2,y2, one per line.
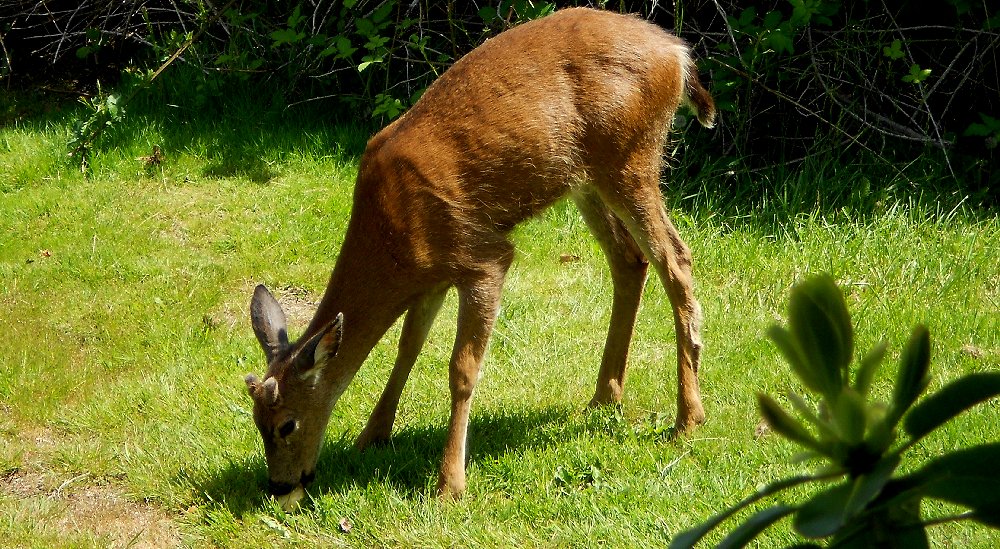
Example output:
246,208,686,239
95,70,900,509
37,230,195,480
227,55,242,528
2,0,998,204
1,0,997,547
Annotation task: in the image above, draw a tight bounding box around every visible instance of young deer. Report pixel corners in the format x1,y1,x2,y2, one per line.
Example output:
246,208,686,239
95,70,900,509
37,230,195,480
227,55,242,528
244,7,715,509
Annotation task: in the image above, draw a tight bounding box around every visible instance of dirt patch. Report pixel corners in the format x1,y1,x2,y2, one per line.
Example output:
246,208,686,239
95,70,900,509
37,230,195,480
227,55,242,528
272,284,321,329
207,282,319,334
2,429,182,548
57,483,180,548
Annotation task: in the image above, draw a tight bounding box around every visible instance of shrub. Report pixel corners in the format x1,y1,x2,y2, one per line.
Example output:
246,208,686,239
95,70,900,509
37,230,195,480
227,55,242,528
671,274,1000,548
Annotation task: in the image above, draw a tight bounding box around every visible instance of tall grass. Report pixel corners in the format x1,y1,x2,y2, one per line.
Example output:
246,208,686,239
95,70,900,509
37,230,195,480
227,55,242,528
1,91,997,547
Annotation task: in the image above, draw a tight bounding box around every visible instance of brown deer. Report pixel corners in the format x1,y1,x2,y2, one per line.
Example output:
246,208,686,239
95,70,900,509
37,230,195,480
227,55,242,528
244,7,715,510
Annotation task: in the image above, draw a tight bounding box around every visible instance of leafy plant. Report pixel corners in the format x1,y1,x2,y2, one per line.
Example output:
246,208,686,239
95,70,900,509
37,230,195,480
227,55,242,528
672,274,1000,548
902,63,932,85
68,84,125,170
964,112,1000,149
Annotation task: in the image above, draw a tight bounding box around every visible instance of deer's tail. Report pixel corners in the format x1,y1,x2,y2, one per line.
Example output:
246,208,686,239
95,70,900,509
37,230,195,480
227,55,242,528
683,61,716,129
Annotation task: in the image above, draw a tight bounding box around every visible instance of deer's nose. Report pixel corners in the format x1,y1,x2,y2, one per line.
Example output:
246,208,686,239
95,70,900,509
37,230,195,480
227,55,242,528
301,470,315,488
267,479,297,496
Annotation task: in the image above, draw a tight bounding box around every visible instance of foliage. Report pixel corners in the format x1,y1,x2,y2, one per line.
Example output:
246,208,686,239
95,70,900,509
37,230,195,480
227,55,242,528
671,275,1000,548
2,1,997,200
67,85,124,170
686,0,997,191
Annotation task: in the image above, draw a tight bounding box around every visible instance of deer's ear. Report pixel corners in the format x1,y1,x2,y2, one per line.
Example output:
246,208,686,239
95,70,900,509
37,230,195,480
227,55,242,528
245,373,261,397
295,313,344,381
250,285,289,362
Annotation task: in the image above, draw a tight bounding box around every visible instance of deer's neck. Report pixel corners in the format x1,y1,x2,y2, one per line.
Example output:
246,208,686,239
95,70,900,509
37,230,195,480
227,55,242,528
301,194,417,391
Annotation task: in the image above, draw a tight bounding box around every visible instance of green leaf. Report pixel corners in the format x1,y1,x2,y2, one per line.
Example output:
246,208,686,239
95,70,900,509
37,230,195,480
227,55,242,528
371,1,396,24
669,521,714,549
670,474,825,549
964,122,993,137
963,113,1000,138
335,36,357,58
904,372,1000,442
786,275,854,399
357,54,383,72
843,454,901,519
356,18,376,37
758,394,823,452
270,28,305,46
903,443,1000,527
478,6,498,23
832,389,866,445
854,341,887,397
902,64,932,84
769,325,824,395
882,39,904,60
890,325,930,419
718,505,796,549
786,392,837,442
738,7,757,27
862,416,897,459
766,30,795,55
287,5,303,28
764,10,784,29
829,504,928,549
794,481,852,538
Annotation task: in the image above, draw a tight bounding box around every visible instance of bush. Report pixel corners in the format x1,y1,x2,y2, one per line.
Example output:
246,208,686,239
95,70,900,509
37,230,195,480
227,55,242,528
2,2,996,202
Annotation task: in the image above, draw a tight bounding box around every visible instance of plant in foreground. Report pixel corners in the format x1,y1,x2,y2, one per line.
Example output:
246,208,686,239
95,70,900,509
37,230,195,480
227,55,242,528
673,274,1000,548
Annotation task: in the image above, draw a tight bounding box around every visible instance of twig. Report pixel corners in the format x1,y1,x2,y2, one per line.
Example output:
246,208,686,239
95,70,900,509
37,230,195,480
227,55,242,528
806,28,942,147
712,56,908,183
660,450,691,475
0,29,11,88
709,0,740,58
881,1,955,179
52,0,85,62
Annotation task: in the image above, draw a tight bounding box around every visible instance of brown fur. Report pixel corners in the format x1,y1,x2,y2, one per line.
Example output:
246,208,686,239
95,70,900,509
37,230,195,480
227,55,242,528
245,7,715,501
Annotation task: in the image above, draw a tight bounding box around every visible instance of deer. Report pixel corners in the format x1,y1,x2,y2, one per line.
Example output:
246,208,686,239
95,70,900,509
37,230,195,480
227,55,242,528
243,6,716,510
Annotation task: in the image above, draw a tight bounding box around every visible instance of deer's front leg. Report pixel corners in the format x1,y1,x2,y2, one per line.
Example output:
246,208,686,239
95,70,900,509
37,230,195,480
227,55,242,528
356,287,448,450
437,272,506,498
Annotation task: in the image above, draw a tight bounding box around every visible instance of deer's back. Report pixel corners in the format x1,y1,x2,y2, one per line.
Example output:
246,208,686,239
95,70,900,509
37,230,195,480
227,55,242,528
353,8,692,272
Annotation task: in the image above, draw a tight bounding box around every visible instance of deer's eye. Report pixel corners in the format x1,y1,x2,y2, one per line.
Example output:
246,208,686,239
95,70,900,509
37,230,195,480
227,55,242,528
277,419,298,439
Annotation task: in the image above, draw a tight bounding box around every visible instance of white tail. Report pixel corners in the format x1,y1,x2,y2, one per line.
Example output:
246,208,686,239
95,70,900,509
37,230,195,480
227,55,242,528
245,7,715,508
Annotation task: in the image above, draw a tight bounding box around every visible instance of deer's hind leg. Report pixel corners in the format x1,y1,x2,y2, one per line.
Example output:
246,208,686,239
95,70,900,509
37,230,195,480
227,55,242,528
572,187,649,407
593,154,706,432
356,286,449,450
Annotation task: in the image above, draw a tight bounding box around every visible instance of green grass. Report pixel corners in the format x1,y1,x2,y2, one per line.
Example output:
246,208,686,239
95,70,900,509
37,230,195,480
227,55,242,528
1,91,998,547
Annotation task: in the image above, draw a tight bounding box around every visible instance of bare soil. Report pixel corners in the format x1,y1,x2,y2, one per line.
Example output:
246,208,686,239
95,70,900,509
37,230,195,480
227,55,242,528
1,429,182,548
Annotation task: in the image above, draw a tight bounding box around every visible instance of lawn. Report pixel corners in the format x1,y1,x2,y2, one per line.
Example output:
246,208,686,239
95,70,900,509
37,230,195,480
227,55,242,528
1,96,997,547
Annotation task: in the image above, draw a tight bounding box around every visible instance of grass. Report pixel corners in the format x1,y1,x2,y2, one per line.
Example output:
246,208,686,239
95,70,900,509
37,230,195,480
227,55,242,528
1,89,998,547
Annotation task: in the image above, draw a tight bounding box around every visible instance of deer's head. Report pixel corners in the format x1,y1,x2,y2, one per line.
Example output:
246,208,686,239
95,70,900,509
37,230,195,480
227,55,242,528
244,285,343,510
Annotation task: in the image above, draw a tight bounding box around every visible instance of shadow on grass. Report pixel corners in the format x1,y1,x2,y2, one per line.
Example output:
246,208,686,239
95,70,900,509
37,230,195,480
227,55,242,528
6,82,994,222
2,83,373,189
191,404,595,517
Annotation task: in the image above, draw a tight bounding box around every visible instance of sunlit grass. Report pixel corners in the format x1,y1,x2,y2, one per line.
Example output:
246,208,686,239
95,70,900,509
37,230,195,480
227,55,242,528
1,94,997,547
